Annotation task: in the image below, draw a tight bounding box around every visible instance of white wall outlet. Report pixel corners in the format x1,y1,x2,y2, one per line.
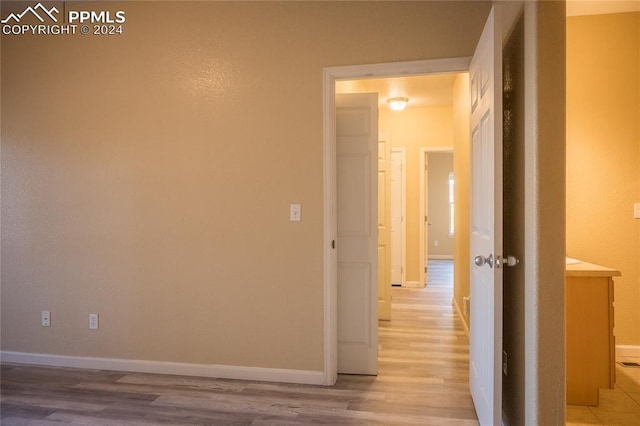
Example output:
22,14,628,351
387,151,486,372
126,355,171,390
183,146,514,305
290,204,301,222
41,311,51,327
434,240,439,247
89,313,99,330
634,203,640,219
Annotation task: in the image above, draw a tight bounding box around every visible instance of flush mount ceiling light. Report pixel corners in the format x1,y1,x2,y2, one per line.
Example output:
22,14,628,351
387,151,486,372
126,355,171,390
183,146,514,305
387,97,409,111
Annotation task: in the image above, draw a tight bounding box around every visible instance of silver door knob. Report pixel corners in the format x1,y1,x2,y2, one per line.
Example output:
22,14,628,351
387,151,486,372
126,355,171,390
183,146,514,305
505,255,519,267
474,254,494,268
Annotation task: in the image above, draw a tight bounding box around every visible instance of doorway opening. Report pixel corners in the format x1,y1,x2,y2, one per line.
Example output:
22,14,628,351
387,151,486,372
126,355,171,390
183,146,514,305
324,58,472,384
421,149,454,286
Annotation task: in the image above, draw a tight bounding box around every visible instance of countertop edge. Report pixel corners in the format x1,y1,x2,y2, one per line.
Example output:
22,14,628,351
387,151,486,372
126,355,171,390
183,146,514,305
566,260,621,277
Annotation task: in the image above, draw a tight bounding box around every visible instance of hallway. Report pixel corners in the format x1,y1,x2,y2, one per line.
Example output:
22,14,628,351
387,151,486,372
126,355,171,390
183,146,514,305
374,260,478,422
1,261,478,425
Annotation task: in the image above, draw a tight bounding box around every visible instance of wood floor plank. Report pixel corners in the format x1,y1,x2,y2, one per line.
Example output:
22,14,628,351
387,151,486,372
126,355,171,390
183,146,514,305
1,260,479,425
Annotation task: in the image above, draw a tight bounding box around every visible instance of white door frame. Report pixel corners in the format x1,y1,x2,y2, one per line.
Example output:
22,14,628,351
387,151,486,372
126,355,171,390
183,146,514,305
390,147,406,286
323,58,471,385
419,147,453,286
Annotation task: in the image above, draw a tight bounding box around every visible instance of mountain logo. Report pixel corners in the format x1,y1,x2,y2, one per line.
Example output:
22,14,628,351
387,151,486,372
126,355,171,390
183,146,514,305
1,3,59,24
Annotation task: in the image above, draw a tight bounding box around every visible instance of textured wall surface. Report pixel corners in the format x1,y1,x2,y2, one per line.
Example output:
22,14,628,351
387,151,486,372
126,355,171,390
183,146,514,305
567,11,640,347
1,1,491,372
452,73,471,329
381,107,454,282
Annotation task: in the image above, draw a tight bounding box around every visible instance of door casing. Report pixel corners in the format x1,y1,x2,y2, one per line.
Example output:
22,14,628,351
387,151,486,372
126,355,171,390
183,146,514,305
419,147,454,287
323,58,471,385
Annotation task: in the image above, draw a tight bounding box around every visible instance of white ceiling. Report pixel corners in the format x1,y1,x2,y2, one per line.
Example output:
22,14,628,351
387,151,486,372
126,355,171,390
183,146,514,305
337,73,463,111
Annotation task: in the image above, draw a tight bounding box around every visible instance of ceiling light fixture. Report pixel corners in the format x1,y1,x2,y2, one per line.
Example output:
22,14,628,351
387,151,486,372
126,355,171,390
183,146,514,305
387,97,409,111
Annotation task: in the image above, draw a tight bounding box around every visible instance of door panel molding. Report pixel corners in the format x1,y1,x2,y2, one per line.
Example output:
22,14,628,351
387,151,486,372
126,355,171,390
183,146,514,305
335,93,378,375
469,6,503,425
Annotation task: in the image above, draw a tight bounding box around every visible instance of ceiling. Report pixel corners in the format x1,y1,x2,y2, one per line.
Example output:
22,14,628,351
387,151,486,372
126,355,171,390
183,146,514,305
337,1,640,112
336,73,463,111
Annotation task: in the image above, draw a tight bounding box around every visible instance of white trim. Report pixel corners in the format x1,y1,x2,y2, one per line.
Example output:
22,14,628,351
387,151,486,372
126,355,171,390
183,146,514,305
323,57,471,386
453,297,470,338
403,280,423,288
0,351,324,385
428,255,454,260
616,345,640,359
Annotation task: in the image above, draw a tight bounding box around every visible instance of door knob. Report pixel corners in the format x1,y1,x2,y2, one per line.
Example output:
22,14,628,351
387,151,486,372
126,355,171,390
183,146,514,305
474,254,494,268
504,255,519,267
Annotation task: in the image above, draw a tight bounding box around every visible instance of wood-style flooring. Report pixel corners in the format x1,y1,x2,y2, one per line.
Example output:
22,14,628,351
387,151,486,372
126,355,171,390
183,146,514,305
1,260,478,425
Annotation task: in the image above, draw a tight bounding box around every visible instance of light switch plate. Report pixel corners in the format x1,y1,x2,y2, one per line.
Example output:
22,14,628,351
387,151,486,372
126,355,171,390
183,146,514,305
89,313,99,330
41,311,51,327
290,204,301,222
634,203,640,219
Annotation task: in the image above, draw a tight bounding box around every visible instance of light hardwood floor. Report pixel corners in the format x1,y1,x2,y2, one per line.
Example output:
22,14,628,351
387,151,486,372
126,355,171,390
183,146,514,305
1,260,478,425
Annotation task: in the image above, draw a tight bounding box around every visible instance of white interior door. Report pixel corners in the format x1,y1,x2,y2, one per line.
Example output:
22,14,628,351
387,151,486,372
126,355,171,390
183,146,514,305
336,93,378,375
469,6,503,426
390,150,404,285
424,153,429,280
420,151,429,286
378,138,392,321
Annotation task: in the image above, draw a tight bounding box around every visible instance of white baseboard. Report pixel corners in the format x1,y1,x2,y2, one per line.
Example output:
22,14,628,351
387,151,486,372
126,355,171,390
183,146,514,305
403,281,423,288
0,351,325,385
616,345,640,359
453,297,470,337
428,255,454,260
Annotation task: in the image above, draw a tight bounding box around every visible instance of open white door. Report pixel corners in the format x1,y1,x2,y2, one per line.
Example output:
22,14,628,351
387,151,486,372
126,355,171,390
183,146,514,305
378,137,392,320
469,6,503,426
390,149,404,286
336,93,378,375
419,150,429,286
423,153,429,284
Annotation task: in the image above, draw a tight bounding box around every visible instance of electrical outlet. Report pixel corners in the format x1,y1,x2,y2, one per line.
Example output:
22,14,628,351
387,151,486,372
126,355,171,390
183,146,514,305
634,203,640,219
89,313,99,330
434,240,439,247
41,311,51,327
503,351,508,376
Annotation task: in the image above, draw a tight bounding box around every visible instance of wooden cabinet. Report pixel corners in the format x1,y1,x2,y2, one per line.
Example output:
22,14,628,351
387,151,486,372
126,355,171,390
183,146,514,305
566,261,620,406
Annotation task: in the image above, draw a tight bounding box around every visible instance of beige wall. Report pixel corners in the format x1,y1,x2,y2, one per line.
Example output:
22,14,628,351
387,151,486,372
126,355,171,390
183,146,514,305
0,1,492,372
381,107,453,283
427,152,454,257
567,11,640,347
524,1,566,420
452,74,471,329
